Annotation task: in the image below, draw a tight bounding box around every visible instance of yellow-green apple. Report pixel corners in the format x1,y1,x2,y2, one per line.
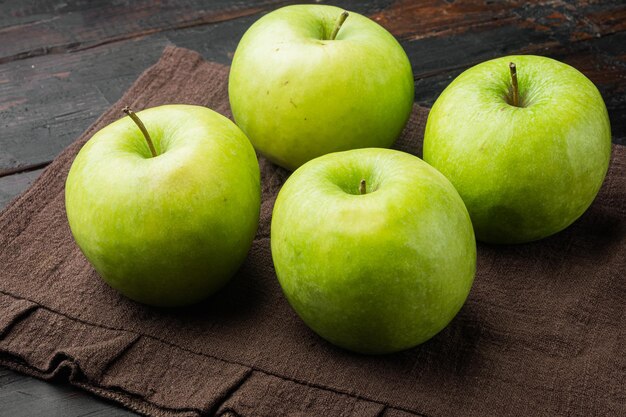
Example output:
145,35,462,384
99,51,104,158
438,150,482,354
229,4,414,171
65,105,260,306
423,55,612,244
271,148,476,354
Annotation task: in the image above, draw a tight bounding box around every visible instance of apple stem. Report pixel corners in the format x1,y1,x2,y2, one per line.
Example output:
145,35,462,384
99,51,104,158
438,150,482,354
123,106,158,157
359,179,366,195
329,11,349,40
509,62,519,107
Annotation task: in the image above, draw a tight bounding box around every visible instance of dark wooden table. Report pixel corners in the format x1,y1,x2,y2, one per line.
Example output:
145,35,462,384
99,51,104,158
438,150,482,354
1,1,624,415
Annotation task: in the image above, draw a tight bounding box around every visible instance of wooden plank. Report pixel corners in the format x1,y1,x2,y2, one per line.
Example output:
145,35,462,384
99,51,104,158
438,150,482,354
0,0,623,174
0,0,285,64
379,0,626,145
384,0,626,80
0,168,43,208
0,1,623,171
0,0,396,64
0,368,136,417
372,0,626,41
0,1,398,174
0,34,170,173
0,17,249,173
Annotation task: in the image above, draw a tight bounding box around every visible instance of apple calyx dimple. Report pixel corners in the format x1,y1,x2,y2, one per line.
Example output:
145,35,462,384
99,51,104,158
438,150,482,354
123,106,158,157
359,178,366,195
509,62,519,107
329,11,349,41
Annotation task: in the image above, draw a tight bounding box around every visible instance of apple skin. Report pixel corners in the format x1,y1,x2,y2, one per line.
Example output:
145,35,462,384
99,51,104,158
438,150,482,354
423,55,612,244
271,148,476,354
229,4,414,171
65,105,261,307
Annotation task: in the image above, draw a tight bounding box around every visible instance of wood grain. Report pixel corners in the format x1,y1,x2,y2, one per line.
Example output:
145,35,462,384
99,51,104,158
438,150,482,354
0,367,135,417
377,0,626,139
372,0,626,41
0,35,167,173
0,0,623,175
0,1,395,174
0,0,285,64
0,169,43,208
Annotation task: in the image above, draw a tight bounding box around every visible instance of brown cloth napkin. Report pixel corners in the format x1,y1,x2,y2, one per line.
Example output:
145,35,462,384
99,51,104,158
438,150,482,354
1,46,624,417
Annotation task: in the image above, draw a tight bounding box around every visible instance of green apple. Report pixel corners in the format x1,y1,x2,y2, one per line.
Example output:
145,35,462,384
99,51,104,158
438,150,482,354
271,148,476,354
423,55,612,244
229,4,414,171
65,105,260,307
